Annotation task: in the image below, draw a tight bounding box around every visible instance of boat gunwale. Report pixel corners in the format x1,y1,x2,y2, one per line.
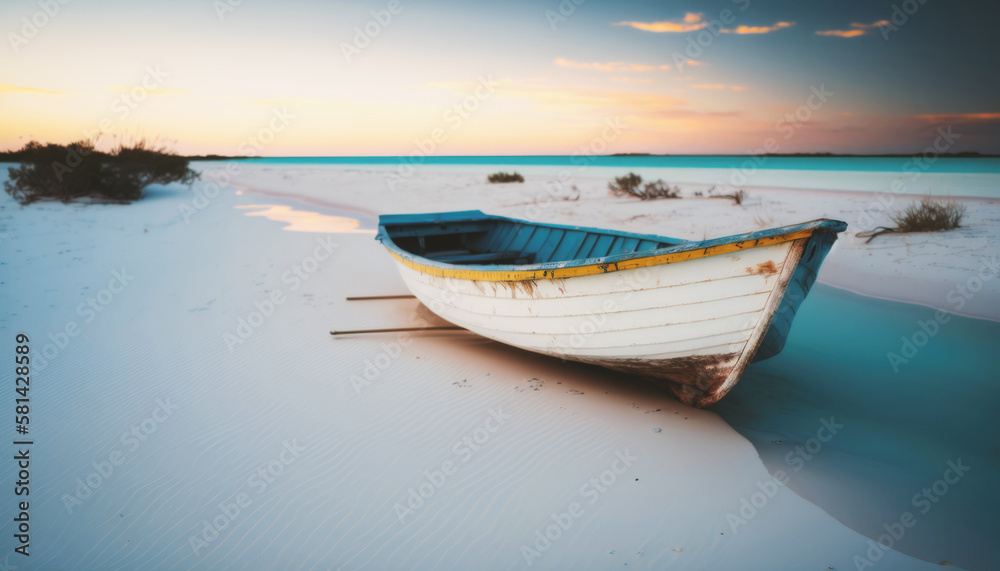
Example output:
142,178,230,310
377,210,847,282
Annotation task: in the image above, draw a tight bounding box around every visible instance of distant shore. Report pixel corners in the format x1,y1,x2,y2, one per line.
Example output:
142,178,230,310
4,151,999,162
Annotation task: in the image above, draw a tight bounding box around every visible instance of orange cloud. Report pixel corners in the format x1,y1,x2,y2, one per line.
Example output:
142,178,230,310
722,21,795,34
554,57,670,73
614,12,708,33
816,20,890,37
693,84,746,91
914,113,1000,122
817,29,865,38
0,83,64,95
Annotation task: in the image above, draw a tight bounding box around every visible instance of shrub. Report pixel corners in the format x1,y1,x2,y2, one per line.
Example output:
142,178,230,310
609,173,681,200
3,139,198,205
640,179,681,199
488,171,524,183
609,172,642,197
891,198,966,232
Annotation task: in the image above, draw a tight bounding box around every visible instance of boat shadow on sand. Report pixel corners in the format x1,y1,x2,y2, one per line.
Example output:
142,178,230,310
711,283,999,571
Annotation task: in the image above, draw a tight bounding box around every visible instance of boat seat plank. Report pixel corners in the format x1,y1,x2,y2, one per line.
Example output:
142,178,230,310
424,249,474,259
385,225,490,239
432,251,534,264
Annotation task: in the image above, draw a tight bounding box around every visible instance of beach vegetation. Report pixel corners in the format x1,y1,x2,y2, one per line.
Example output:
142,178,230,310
4,139,198,205
609,172,680,200
890,198,966,232
724,189,746,205
487,171,524,183
609,173,641,197
705,186,746,205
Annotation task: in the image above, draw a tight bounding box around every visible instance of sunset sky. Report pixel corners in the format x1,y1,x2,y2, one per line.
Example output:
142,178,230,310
2,0,998,156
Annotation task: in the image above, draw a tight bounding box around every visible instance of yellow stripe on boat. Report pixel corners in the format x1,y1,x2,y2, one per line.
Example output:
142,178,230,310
385,228,817,282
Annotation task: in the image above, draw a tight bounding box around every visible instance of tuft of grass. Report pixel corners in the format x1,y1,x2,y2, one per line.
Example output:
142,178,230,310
488,171,524,183
710,189,746,205
890,198,966,232
609,172,680,200
640,179,681,199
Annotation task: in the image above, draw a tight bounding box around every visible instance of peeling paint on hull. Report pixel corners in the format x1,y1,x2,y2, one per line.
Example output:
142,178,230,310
576,353,740,408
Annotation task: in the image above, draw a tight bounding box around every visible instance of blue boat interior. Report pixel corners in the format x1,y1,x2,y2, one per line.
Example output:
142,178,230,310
380,211,686,266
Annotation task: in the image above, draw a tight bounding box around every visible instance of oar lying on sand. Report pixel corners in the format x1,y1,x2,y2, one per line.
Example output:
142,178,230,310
333,294,464,335
330,326,464,336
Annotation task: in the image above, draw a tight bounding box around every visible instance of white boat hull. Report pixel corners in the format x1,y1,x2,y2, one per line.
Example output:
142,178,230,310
395,237,807,406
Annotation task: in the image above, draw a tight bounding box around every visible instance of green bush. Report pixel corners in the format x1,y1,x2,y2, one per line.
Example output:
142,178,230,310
609,173,680,200
891,198,966,232
4,139,198,205
487,171,524,183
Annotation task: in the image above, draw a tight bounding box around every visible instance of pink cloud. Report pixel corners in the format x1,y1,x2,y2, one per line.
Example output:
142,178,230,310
614,13,708,33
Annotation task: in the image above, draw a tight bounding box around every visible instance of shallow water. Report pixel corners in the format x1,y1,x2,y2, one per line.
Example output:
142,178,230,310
712,283,999,570
236,204,376,234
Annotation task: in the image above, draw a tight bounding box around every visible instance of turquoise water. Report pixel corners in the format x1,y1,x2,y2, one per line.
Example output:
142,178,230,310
242,155,1000,174
712,284,999,570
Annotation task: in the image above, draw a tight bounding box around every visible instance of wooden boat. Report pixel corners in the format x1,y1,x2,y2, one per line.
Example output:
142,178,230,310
376,210,846,407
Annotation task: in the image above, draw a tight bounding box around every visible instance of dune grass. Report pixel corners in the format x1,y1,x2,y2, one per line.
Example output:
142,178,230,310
716,189,746,205
891,198,966,232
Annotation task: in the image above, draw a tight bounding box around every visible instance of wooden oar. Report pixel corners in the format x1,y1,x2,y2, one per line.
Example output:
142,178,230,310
330,326,463,336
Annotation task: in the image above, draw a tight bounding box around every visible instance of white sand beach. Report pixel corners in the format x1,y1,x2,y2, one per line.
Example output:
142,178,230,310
2,162,997,570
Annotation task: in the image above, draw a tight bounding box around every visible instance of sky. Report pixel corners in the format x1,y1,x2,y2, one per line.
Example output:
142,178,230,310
1,0,998,156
